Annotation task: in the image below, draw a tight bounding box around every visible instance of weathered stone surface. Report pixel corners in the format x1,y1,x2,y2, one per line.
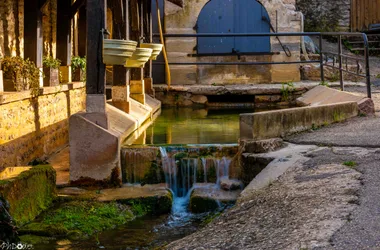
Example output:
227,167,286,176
69,113,121,185
190,95,208,104
165,0,302,85
190,184,241,213
0,85,85,169
296,0,351,31
240,102,359,140
0,165,56,226
358,97,375,116
239,138,284,154
220,178,243,191
301,64,363,82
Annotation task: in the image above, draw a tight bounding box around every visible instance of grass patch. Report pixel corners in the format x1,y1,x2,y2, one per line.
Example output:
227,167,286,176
343,161,357,168
39,201,134,237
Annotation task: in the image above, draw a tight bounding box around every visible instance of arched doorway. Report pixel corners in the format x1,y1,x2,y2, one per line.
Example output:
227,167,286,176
197,0,271,54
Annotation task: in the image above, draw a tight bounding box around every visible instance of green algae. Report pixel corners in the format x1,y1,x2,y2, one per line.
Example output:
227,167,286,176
20,201,134,240
0,165,56,226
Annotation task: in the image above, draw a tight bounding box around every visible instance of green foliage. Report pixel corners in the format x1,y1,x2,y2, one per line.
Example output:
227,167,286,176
201,211,222,226
0,56,41,96
343,161,357,168
41,201,133,236
281,81,295,101
376,74,380,79
129,201,149,217
333,111,345,122
330,72,340,82
319,81,329,87
71,56,86,73
43,56,61,69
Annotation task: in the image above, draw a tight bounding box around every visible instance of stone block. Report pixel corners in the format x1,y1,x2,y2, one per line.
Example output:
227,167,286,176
190,184,241,213
130,80,145,94
86,94,107,114
358,98,375,116
239,138,284,153
0,165,56,226
130,93,146,104
170,65,197,85
190,95,208,104
111,100,131,114
69,113,122,186
144,78,154,96
271,64,301,83
240,102,359,140
112,86,130,102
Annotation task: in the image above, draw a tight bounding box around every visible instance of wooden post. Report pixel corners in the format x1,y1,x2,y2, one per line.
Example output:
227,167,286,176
24,0,43,68
109,0,132,113
86,0,107,117
57,0,72,83
78,6,87,57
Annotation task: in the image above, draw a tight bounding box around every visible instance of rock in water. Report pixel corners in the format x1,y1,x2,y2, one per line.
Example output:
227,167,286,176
220,178,243,191
0,197,19,243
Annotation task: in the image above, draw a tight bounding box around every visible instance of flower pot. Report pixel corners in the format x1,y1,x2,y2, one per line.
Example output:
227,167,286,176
103,39,137,65
43,68,59,87
72,68,85,82
125,48,153,68
140,43,164,60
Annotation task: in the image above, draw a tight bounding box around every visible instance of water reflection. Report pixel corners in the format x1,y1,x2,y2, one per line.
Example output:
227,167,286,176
129,107,255,145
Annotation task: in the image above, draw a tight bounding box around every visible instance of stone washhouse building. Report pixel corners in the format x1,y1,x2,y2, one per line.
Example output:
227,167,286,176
152,0,303,86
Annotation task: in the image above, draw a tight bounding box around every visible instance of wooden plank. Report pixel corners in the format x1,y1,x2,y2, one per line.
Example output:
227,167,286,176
24,0,43,68
71,0,86,18
57,0,72,66
86,0,106,94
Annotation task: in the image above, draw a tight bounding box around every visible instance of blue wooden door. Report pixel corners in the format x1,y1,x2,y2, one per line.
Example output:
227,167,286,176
197,0,270,54
197,0,235,53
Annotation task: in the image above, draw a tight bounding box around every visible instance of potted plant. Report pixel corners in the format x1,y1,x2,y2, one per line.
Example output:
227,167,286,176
43,56,61,87
71,56,86,82
0,56,40,96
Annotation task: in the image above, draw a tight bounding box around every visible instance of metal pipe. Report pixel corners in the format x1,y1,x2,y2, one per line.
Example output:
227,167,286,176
153,60,321,66
338,35,344,91
362,33,371,98
319,35,324,82
153,32,364,38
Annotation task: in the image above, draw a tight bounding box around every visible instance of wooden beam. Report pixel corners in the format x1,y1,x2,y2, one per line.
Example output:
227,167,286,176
71,0,86,18
109,0,129,86
57,0,72,66
39,0,49,10
24,0,43,68
86,0,106,94
78,6,87,57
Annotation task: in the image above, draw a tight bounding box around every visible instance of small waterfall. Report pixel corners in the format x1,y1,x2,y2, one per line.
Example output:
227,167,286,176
201,158,207,183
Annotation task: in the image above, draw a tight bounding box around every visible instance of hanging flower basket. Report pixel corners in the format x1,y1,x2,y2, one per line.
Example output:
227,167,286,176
125,48,153,68
103,39,137,65
140,43,164,60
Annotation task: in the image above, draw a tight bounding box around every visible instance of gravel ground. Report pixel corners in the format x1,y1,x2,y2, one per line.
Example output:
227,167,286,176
167,146,363,250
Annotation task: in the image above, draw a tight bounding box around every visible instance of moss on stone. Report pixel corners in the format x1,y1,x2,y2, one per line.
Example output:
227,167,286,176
190,195,219,213
19,201,135,239
118,191,173,215
142,161,165,184
0,165,56,226
19,234,52,245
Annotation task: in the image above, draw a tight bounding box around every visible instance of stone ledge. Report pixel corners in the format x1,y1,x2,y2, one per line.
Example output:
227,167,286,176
240,101,359,140
0,82,85,105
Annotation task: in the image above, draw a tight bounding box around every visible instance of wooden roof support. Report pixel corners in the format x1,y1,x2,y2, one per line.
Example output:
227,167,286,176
109,0,130,86
71,0,86,19
57,0,72,66
86,0,106,94
24,0,43,68
167,0,183,8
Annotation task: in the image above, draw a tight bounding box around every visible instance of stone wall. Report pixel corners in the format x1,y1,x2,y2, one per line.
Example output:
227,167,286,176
0,83,86,169
296,0,351,31
164,0,302,85
0,0,57,58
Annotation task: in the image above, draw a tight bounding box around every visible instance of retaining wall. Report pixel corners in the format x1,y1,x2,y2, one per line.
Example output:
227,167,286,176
0,83,86,169
240,101,359,140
